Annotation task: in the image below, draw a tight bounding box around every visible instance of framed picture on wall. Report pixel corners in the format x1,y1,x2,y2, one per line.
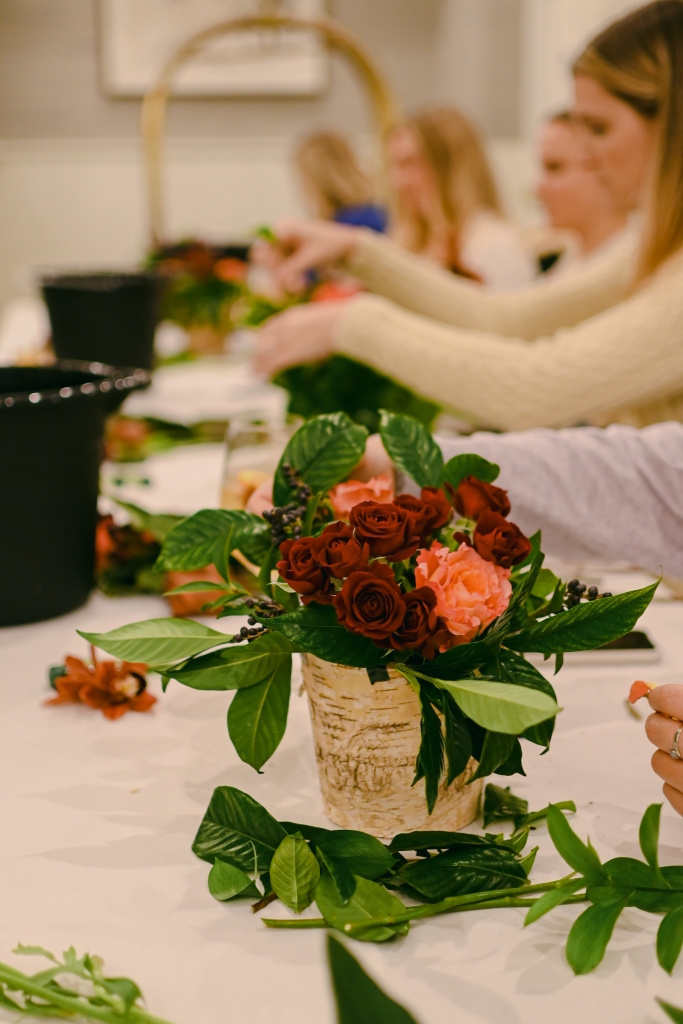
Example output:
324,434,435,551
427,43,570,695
99,0,328,97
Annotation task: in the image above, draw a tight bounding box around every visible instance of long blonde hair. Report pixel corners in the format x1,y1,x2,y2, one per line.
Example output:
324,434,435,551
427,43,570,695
390,107,501,257
294,132,374,220
574,0,683,280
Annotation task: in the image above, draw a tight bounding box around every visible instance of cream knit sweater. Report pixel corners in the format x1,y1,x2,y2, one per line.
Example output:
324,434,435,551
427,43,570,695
336,230,683,430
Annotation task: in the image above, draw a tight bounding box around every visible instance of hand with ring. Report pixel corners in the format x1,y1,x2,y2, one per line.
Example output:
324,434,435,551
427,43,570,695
645,685,683,816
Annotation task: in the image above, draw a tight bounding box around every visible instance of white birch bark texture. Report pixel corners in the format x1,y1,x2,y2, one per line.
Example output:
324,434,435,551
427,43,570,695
301,653,482,839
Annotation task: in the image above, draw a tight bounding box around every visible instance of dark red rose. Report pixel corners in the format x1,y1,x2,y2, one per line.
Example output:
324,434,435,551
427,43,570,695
277,537,332,604
349,502,420,561
393,487,452,541
311,521,370,579
473,510,531,568
449,476,511,521
333,561,406,640
381,586,447,659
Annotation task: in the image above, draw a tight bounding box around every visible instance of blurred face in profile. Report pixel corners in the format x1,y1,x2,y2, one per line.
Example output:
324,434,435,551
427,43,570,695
573,74,658,212
386,126,438,217
536,118,612,231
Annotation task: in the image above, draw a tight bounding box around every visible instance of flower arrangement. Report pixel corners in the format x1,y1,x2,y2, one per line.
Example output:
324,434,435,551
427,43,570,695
83,413,656,817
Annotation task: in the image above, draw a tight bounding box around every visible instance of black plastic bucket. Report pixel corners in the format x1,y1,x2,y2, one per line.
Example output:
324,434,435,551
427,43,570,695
0,361,150,627
42,273,164,370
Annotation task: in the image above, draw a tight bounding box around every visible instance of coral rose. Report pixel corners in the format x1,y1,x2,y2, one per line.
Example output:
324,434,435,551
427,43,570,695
450,476,511,521
334,561,406,640
473,510,532,568
277,537,332,604
393,487,452,541
349,501,420,561
415,543,511,643
311,522,369,578
329,474,395,519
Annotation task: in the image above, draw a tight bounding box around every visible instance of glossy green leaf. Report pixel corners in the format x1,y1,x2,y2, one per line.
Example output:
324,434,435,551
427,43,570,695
315,831,394,880
482,784,528,828
191,786,286,870
315,873,409,943
388,831,500,854
507,582,658,654
424,629,504,681
378,410,444,488
208,860,260,901
113,499,184,542
566,898,628,974
266,602,387,668
162,580,230,595
443,694,472,785
273,412,368,505
157,508,271,571
435,677,560,735
270,834,321,913
399,845,527,903
658,999,683,1023
413,687,445,813
657,906,683,974
79,618,227,666
604,857,663,889
319,851,357,904
227,657,292,770
442,453,500,489
171,632,295,691
547,804,606,884
524,879,586,926
327,934,419,1024
497,650,557,749
640,803,662,871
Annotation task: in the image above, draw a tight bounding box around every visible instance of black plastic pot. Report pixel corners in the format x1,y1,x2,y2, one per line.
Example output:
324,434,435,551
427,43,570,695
0,361,150,627
42,273,164,370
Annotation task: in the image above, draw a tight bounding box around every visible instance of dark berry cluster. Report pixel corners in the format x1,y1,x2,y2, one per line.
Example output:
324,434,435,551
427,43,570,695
225,597,285,644
262,464,312,546
564,578,613,609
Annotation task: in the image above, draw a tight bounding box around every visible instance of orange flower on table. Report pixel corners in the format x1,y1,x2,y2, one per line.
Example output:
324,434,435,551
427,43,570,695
415,542,511,646
629,679,657,703
45,655,155,720
329,474,395,519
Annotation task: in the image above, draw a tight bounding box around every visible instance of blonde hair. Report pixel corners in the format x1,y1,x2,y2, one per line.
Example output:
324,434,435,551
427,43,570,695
294,132,374,220
574,0,683,280
391,107,501,256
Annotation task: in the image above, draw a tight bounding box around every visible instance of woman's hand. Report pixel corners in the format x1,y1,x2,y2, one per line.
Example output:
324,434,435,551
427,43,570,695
253,300,347,377
646,685,683,815
260,218,363,294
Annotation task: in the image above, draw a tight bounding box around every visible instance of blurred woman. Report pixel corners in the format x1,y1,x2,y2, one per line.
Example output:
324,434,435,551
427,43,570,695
254,1,683,432
294,131,387,233
386,108,536,287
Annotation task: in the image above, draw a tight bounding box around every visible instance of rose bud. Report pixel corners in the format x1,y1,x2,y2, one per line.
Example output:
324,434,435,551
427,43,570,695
449,476,511,521
311,521,370,579
473,510,531,568
349,501,421,561
277,537,332,604
393,487,452,541
333,561,406,640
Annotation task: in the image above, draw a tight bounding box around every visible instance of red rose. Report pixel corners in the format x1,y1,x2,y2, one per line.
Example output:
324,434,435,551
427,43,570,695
449,476,511,521
380,586,449,658
349,501,420,561
277,537,332,604
473,510,531,568
311,521,370,579
393,487,452,541
333,562,406,640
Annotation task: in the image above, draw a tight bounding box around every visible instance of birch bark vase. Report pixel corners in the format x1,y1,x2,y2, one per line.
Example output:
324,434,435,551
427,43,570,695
301,653,482,840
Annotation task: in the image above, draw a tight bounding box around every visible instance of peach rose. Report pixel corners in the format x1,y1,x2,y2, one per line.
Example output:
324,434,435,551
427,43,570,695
328,474,394,519
415,543,511,644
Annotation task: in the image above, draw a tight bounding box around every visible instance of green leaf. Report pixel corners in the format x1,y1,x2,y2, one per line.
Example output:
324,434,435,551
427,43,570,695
566,898,628,974
507,582,658,654
378,410,444,488
227,657,291,770
171,632,295,691
162,580,230,595
399,845,527,903
389,831,501,853
483,784,528,827
315,873,408,943
547,804,606,884
524,878,586,925
208,860,260,901
659,999,683,1023
327,934,419,1024
273,412,368,505
155,508,271,571
267,602,387,668
113,499,184,542
424,629,504,681
516,800,576,830
497,650,557,749
469,732,517,781
640,803,663,872
99,977,142,1012
315,831,395,881
13,945,58,964
258,543,280,597
604,857,663,889
270,834,321,912
413,686,445,814
318,851,357,904
657,906,683,974
443,694,472,784
435,677,560,735
192,786,287,870
79,618,227,666
442,453,500,489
